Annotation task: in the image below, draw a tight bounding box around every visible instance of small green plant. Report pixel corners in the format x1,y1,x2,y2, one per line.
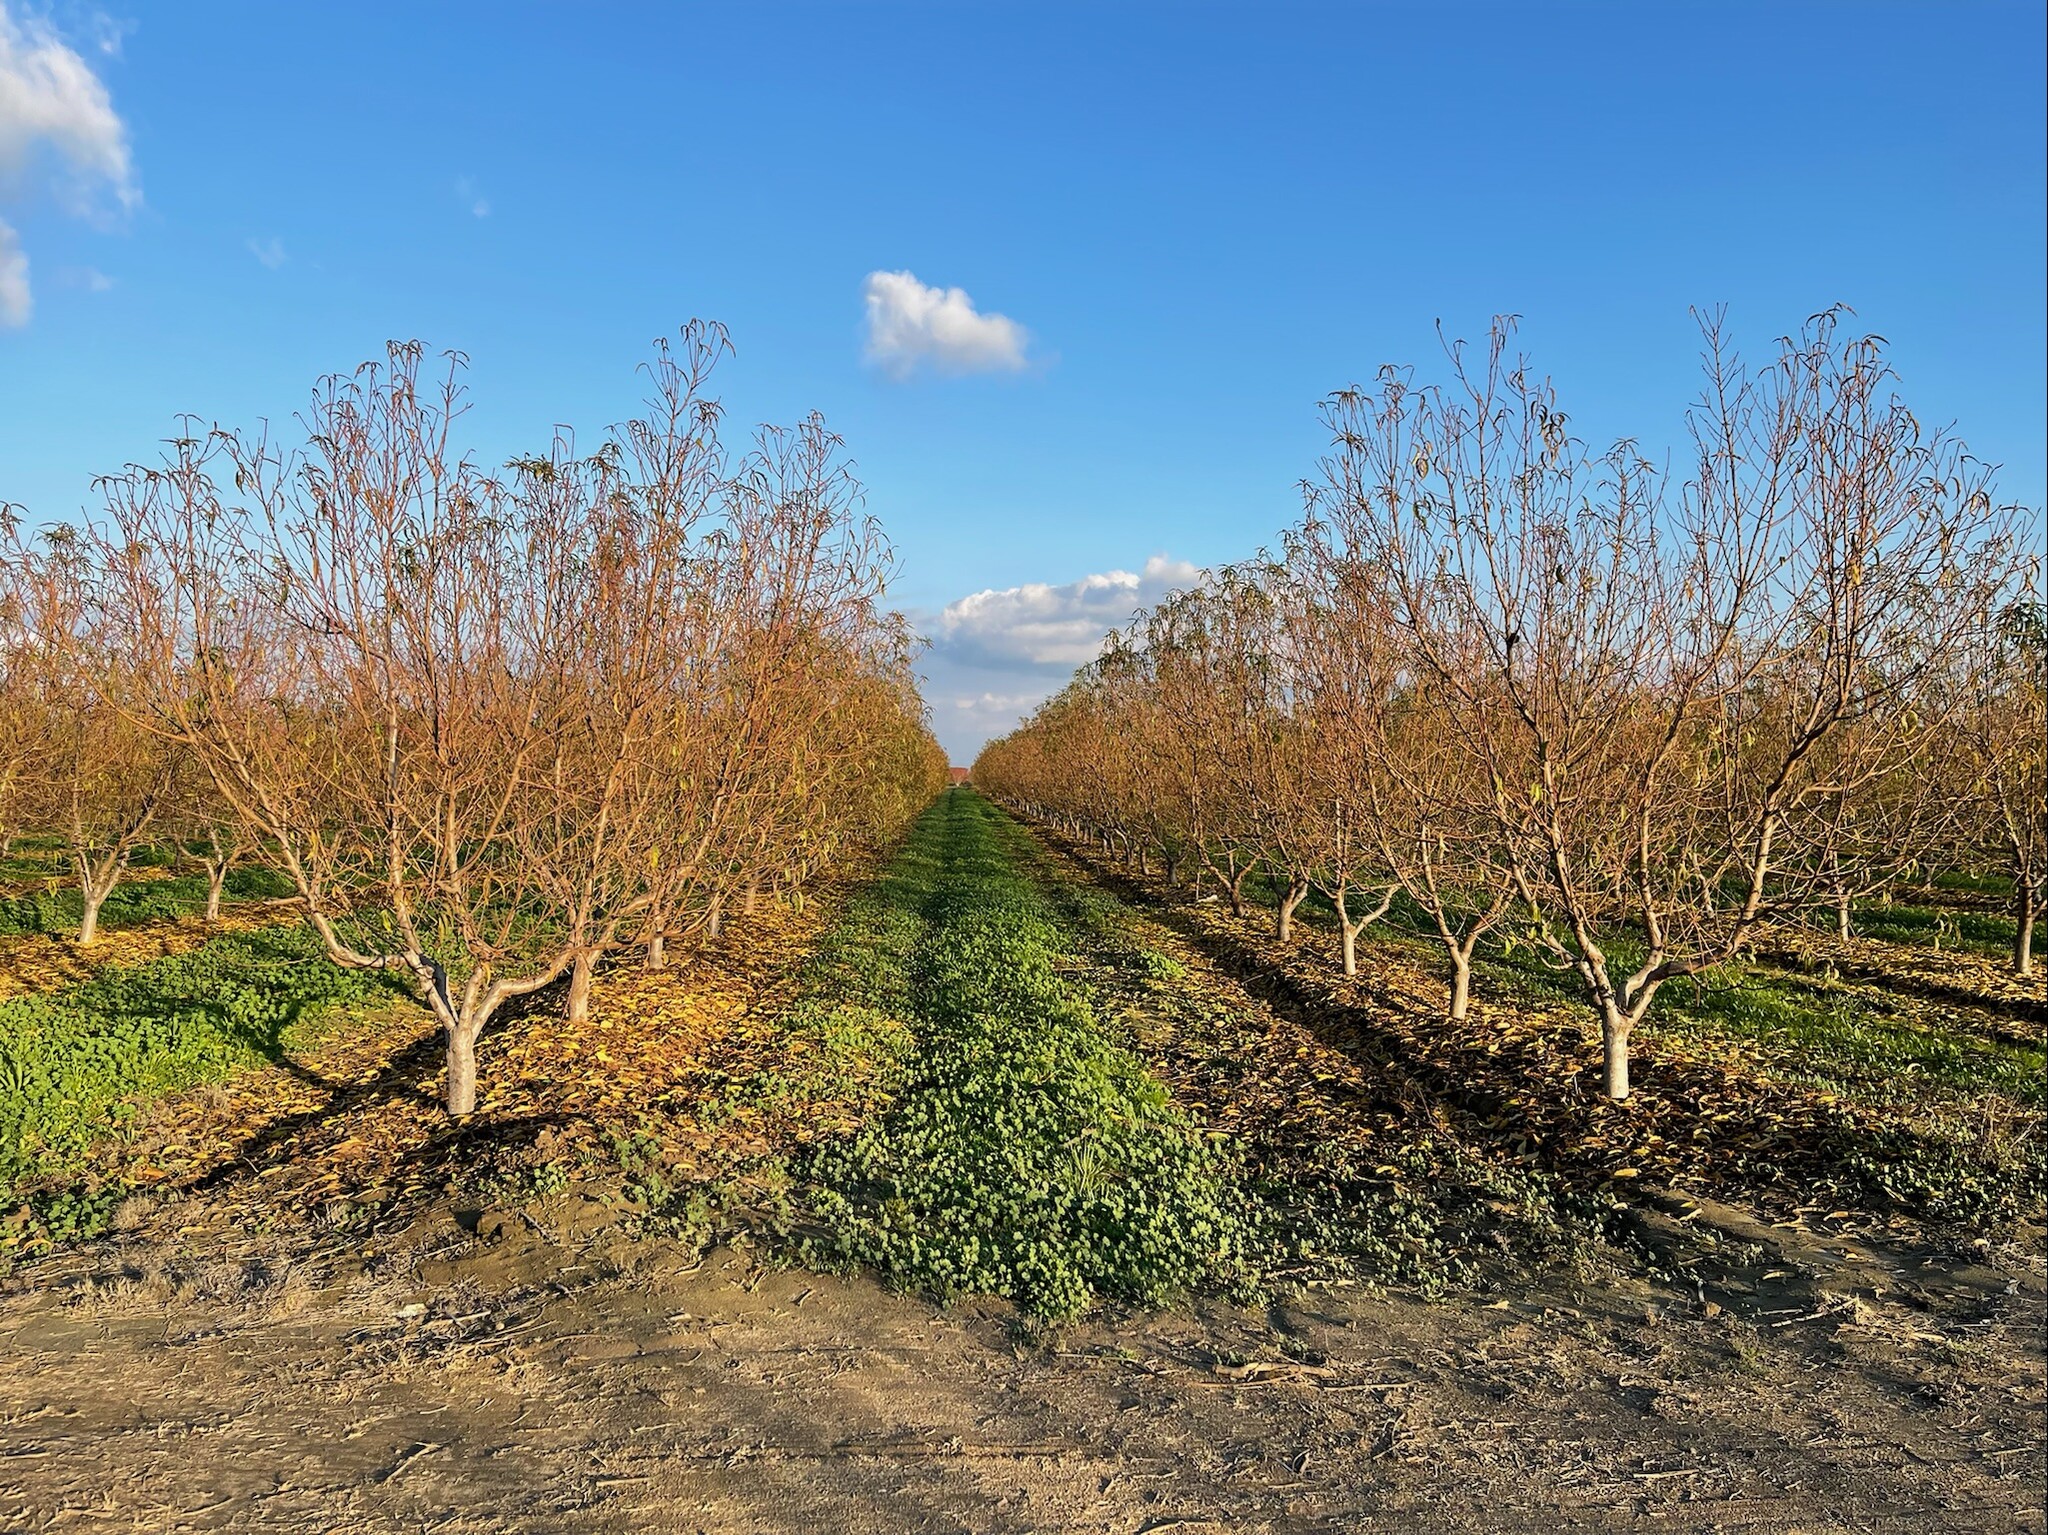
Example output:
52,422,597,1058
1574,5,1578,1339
1132,948,1187,983
526,1159,572,1200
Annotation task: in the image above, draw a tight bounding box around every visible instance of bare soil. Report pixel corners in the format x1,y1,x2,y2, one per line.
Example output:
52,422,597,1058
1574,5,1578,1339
3,1201,2041,1534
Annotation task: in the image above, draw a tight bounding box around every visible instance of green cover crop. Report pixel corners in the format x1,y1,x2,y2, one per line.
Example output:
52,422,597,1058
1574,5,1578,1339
802,790,1243,1321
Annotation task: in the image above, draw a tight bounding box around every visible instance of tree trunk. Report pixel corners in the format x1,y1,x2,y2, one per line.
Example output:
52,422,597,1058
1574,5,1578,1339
446,1025,480,1117
1276,876,1310,941
2017,881,2037,978
1601,1009,1633,1100
1228,861,1252,919
77,864,118,947
1834,887,1852,941
744,874,761,916
646,930,667,971
708,891,723,940
1164,851,1180,887
206,862,227,921
1334,885,1360,978
78,890,105,946
1448,953,1472,1022
566,953,594,1024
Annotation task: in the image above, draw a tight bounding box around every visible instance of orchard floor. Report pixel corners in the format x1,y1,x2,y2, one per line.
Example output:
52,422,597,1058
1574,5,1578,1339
0,805,2041,1534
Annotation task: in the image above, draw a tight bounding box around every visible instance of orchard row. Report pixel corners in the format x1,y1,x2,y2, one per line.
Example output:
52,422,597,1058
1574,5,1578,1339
1,323,948,1115
977,312,2045,1100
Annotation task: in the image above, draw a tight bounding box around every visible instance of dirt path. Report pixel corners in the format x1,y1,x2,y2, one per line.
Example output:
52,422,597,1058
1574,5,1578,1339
0,817,2041,1533
3,1210,2041,1534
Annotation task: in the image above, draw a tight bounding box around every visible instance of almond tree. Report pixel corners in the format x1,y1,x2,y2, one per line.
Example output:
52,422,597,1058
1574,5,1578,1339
107,326,940,1110
0,507,51,858
1315,311,2025,1098
1138,571,1292,913
1268,560,1403,977
626,412,898,965
107,330,738,1113
1952,598,2048,974
1286,525,1513,1015
1770,710,1973,941
159,760,250,922
5,518,176,945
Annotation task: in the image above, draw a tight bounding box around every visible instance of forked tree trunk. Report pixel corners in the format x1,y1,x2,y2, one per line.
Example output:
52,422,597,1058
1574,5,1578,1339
1330,882,1394,979
75,855,120,947
1228,860,1253,918
78,891,106,946
1276,875,1310,941
1448,951,1473,1022
205,860,228,921
417,961,483,1118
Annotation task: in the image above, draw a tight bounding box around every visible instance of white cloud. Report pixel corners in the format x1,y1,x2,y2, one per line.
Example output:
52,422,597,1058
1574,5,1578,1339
0,3,134,326
918,556,1204,760
247,235,286,269
89,12,134,58
863,269,1028,378
0,3,136,214
934,555,1202,668
0,217,27,325
952,690,1045,714
56,260,111,290
455,175,489,217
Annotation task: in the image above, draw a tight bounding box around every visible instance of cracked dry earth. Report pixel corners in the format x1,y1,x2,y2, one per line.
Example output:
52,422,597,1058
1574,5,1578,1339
1,1194,2042,1534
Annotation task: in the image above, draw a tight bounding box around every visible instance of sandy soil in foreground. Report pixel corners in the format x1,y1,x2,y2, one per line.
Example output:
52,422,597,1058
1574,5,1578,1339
1,1192,2040,1535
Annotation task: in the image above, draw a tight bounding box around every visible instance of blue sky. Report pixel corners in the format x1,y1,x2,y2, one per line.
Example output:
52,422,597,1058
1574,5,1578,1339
3,1,2043,760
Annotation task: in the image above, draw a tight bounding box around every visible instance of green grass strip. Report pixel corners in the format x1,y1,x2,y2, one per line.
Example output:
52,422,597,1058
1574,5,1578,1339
799,789,1243,1321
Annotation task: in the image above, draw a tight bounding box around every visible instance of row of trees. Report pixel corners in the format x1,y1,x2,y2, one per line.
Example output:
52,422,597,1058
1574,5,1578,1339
2,323,949,1114
976,312,2045,1100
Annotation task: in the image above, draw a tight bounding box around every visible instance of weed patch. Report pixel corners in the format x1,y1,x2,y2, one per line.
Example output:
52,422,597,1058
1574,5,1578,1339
0,865,291,939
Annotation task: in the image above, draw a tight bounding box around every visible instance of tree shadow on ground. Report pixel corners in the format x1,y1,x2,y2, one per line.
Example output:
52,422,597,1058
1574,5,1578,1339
1037,827,2016,1237
178,977,580,1201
